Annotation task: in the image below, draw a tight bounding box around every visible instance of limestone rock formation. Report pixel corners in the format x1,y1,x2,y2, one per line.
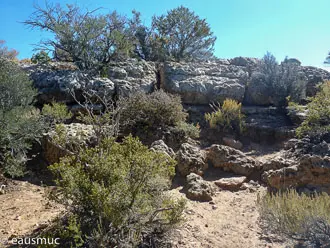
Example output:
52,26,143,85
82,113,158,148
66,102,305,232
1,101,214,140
161,60,248,105
176,143,207,176
185,173,215,202
206,144,259,176
107,59,157,96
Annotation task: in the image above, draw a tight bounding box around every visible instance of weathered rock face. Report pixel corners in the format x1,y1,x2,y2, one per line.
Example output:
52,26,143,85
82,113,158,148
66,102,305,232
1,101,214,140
176,143,207,176
42,123,96,164
262,155,330,193
31,69,115,104
161,60,248,105
206,144,259,176
107,59,157,97
302,66,330,97
150,140,175,158
242,106,295,144
28,59,157,104
185,173,215,202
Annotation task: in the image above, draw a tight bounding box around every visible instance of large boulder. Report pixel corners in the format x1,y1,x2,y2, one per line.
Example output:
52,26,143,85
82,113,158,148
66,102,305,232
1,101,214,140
107,59,157,96
206,144,259,176
185,173,215,202
214,176,247,191
176,143,207,176
161,61,248,105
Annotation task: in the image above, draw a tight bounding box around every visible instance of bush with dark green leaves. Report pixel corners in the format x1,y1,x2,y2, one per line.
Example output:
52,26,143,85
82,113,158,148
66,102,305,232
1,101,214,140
151,6,216,62
0,59,44,177
42,101,72,125
31,50,52,64
120,90,188,135
49,135,185,247
256,52,306,107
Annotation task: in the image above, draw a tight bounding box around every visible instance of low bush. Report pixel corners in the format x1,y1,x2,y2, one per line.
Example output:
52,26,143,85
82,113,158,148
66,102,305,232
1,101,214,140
119,90,189,142
172,121,200,139
49,135,185,247
296,81,330,138
258,189,330,247
205,98,244,135
42,102,72,125
0,59,44,177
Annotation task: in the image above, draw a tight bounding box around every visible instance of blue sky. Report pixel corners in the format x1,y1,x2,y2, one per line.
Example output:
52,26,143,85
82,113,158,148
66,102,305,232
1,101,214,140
1,0,330,69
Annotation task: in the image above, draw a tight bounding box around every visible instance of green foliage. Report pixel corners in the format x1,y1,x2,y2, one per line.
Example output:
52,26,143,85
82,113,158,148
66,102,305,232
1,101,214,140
171,121,200,139
120,90,188,132
31,50,52,64
257,52,306,107
24,3,136,71
49,135,185,246
42,102,72,124
0,59,44,177
151,6,216,61
205,98,244,135
296,81,330,138
258,189,330,246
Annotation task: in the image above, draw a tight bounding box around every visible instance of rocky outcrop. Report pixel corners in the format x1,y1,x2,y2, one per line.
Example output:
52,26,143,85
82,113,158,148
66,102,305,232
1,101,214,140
107,59,157,96
150,140,175,158
185,173,215,202
176,143,207,176
206,144,259,176
161,60,248,105
262,155,330,193
31,70,115,104
42,123,96,164
302,66,330,97
28,59,157,104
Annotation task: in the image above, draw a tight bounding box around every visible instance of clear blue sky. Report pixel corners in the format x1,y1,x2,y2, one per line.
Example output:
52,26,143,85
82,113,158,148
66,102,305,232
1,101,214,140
1,0,330,69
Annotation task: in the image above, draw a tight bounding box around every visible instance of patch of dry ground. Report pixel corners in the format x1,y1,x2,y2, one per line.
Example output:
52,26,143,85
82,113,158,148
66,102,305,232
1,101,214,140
0,178,64,248
169,186,286,248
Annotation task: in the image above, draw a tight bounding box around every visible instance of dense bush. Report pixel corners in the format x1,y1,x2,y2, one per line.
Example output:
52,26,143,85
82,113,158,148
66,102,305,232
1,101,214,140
49,135,185,247
119,90,188,134
42,102,72,125
151,6,216,61
0,59,44,177
256,52,306,106
258,190,330,247
296,81,330,138
31,51,52,64
205,98,244,135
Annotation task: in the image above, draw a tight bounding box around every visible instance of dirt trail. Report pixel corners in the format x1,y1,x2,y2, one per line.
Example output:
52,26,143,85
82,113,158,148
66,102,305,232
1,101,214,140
0,179,64,247
169,186,285,248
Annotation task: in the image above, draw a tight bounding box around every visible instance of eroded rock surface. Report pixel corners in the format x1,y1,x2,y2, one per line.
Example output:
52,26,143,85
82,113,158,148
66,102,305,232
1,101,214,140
185,173,215,202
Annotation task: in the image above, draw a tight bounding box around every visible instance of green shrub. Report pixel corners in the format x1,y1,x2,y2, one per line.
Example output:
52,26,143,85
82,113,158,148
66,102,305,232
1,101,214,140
0,59,44,177
205,98,244,135
42,102,72,124
171,121,200,139
49,135,185,247
258,189,330,246
31,51,51,64
296,81,330,138
120,90,188,133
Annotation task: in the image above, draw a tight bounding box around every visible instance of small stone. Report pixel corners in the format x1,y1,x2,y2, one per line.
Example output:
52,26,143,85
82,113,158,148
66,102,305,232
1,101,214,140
212,205,218,210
